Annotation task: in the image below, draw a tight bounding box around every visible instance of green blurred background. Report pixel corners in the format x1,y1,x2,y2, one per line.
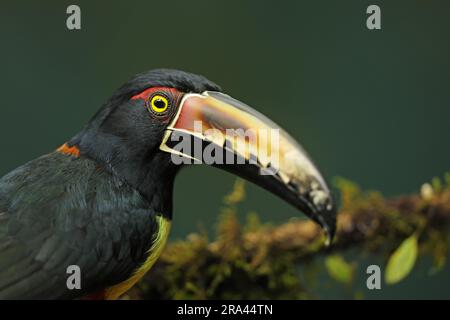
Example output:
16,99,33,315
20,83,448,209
0,0,449,299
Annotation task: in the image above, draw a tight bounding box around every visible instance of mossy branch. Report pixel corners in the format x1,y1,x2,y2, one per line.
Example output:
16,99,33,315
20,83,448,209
129,174,450,300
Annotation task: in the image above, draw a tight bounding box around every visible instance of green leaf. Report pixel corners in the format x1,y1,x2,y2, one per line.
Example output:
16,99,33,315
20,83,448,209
385,234,419,285
325,255,354,284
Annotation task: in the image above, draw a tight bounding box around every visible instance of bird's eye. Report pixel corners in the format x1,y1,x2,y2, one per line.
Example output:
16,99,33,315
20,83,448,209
149,94,169,114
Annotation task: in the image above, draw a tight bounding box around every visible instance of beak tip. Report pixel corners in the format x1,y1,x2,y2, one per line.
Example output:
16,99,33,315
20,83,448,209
324,224,336,247
314,203,337,247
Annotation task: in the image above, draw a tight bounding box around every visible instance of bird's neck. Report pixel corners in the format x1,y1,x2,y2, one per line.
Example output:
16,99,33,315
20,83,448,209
67,130,178,219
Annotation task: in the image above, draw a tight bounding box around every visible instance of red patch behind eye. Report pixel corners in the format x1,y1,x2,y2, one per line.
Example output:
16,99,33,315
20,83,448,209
130,87,180,101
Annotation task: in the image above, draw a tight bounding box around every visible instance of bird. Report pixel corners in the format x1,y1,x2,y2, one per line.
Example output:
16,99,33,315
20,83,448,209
0,69,336,300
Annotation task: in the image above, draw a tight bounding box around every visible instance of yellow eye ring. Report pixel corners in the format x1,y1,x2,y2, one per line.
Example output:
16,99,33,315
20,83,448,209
150,94,169,113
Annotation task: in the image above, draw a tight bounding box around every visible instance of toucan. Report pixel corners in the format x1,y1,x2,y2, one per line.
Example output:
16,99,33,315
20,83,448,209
0,69,336,299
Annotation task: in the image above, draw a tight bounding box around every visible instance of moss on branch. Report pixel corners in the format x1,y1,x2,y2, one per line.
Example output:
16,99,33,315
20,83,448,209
128,174,450,300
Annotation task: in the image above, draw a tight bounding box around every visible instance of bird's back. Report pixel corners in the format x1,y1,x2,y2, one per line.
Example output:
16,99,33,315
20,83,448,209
0,152,160,299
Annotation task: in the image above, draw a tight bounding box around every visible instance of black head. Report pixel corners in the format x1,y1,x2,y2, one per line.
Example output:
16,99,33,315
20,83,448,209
69,69,221,213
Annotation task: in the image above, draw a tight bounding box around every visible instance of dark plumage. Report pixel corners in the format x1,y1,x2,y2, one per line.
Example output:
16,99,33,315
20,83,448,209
0,153,157,299
0,68,336,299
0,69,218,299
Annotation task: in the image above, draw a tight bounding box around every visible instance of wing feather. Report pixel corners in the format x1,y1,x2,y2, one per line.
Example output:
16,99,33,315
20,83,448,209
0,153,157,299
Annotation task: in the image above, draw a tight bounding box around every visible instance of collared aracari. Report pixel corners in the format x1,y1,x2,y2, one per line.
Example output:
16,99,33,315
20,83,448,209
0,69,336,299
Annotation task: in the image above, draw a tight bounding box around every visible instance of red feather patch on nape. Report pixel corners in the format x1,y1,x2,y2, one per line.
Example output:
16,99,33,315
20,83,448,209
130,87,180,101
57,143,81,157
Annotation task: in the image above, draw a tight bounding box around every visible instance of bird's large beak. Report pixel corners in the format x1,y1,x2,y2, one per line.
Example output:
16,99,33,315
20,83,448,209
160,91,336,243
